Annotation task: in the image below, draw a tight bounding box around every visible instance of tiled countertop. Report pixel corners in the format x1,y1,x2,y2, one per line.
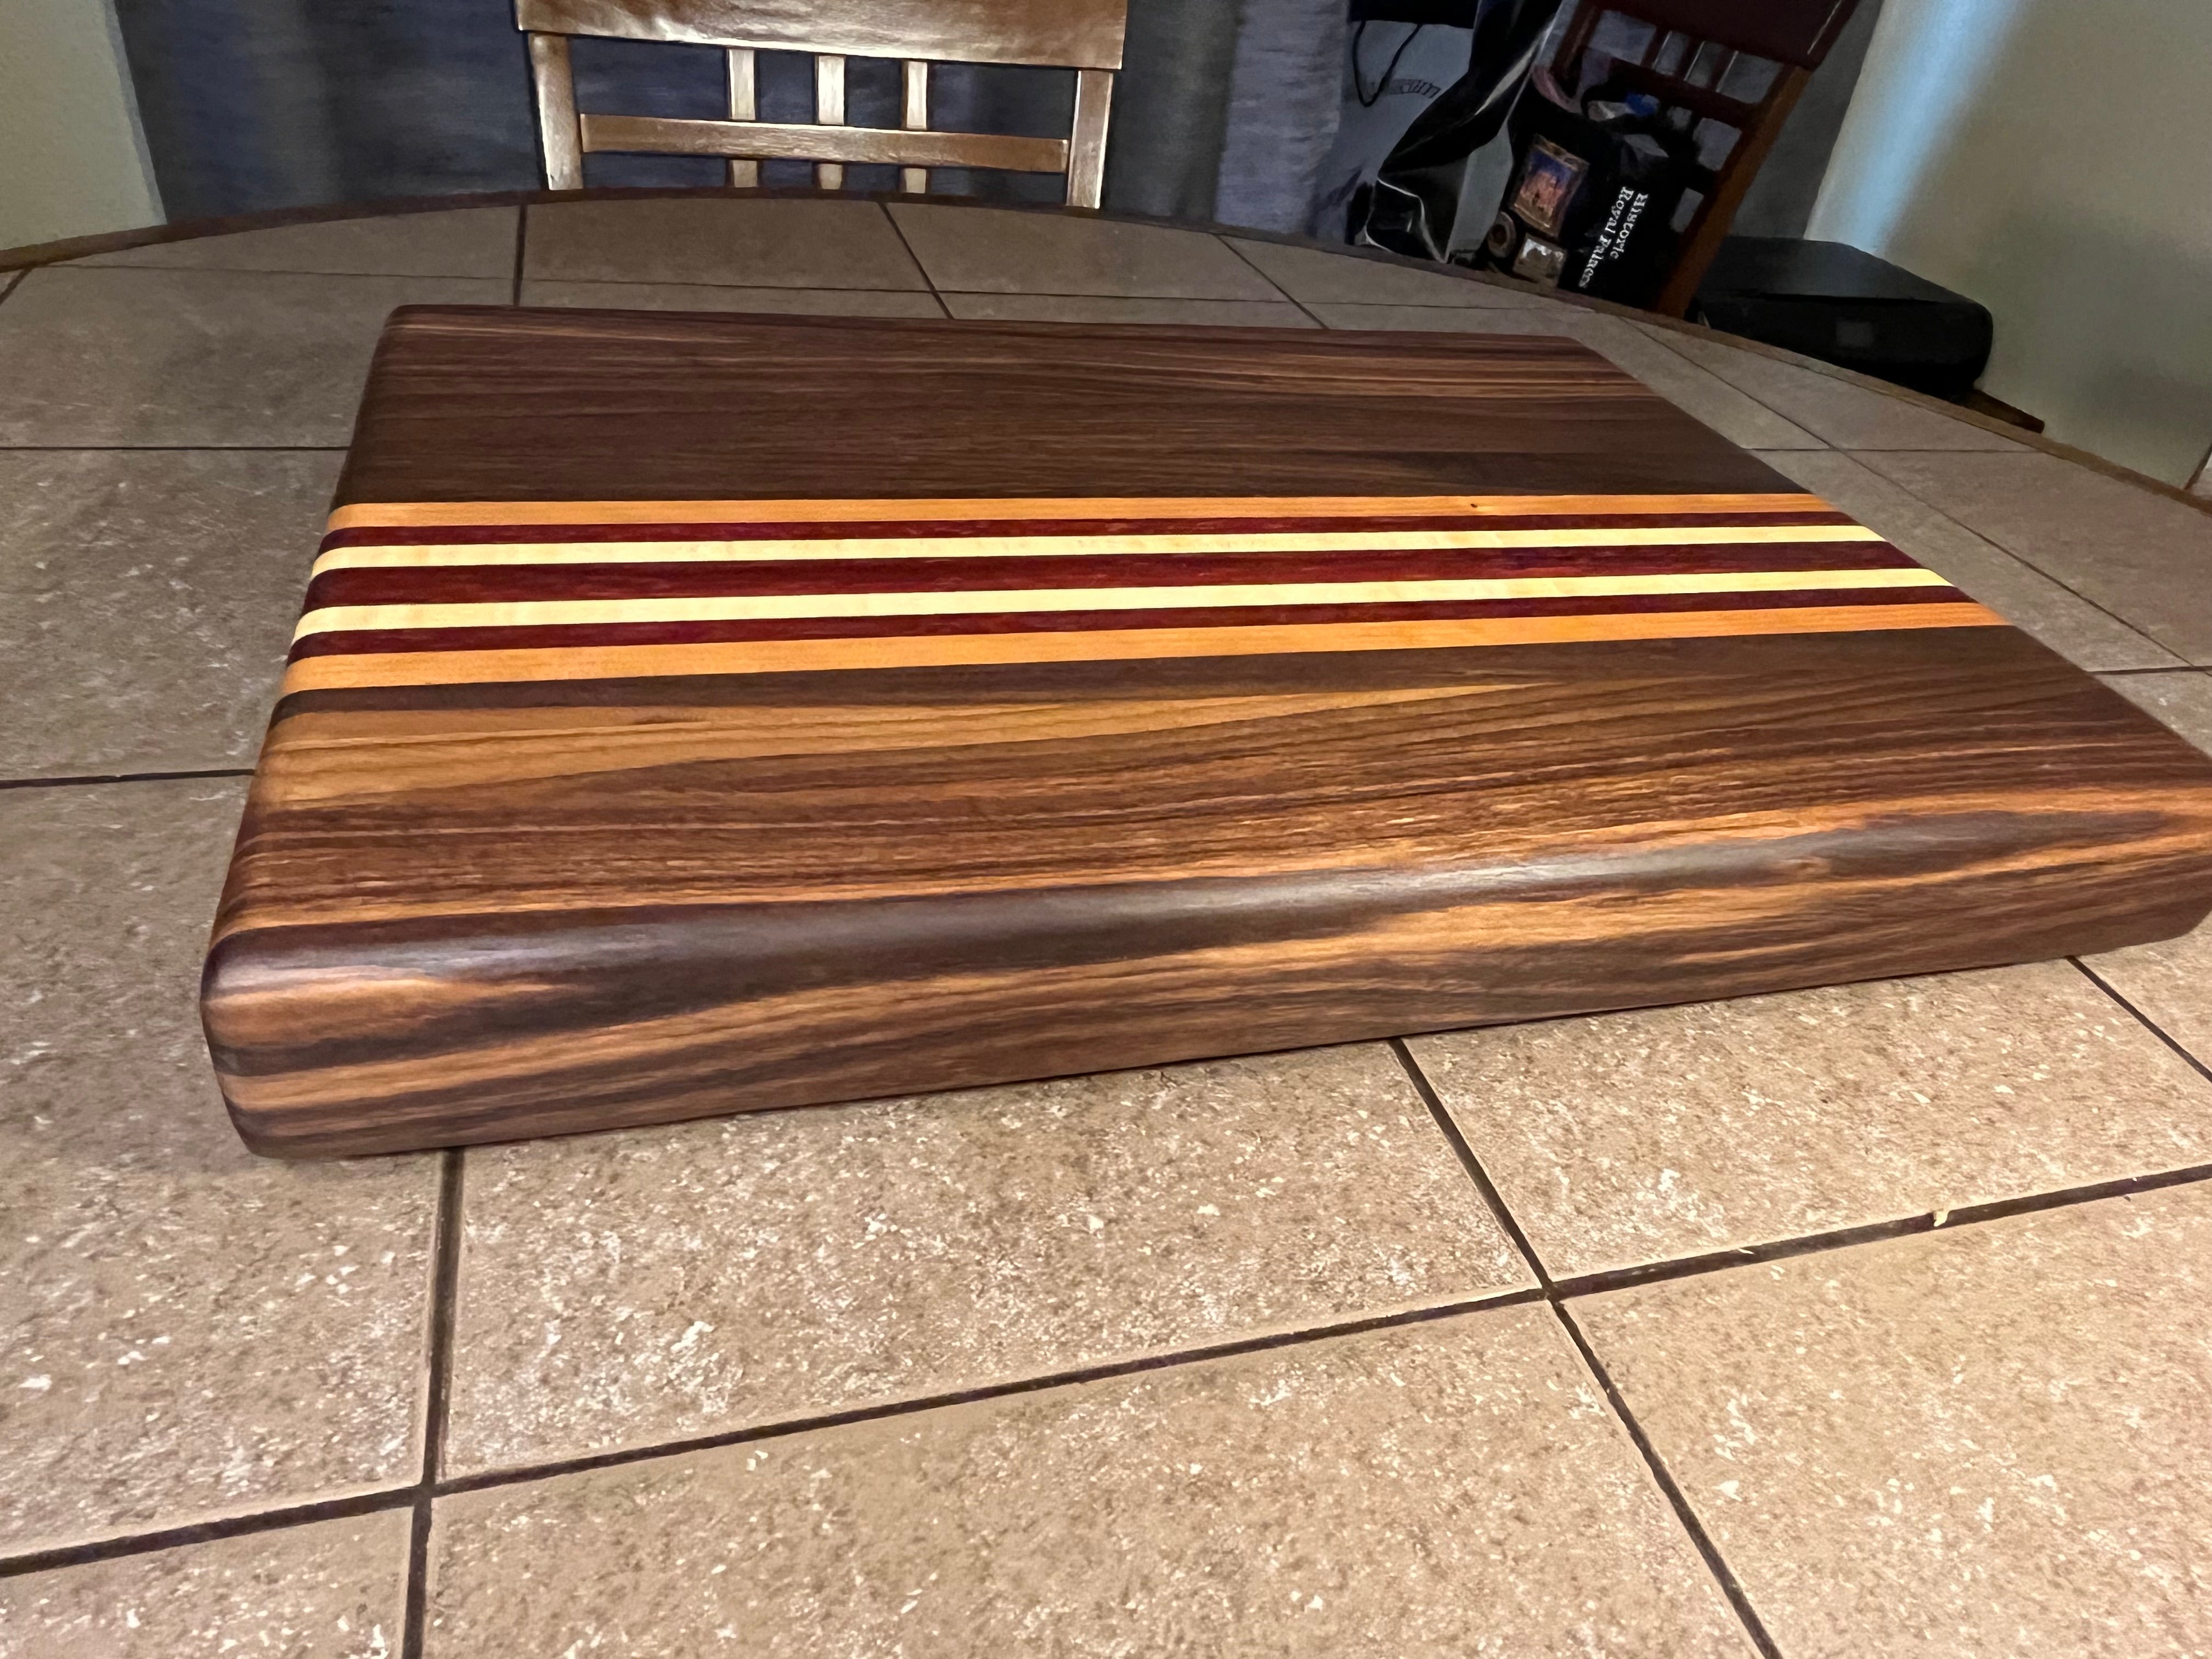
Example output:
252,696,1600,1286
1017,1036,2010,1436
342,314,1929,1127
3,196,2210,1659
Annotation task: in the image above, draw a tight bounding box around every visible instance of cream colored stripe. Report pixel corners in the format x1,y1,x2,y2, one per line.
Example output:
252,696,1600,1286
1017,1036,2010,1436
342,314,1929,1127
311,522,1887,575
324,493,1834,532
279,603,2009,694
294,567,1954,642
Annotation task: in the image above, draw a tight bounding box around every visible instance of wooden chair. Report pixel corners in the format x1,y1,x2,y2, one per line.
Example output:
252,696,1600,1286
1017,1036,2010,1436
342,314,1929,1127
518,0,1127,207
1551,0,1860,315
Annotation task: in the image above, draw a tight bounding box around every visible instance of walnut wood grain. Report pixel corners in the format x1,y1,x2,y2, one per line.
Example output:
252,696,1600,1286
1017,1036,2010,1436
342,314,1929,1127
337,309,1793,506
207,309,2212,1157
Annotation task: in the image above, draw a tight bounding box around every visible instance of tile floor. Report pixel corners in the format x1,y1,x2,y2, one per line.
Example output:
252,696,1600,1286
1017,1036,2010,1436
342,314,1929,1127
3,199,2211,1659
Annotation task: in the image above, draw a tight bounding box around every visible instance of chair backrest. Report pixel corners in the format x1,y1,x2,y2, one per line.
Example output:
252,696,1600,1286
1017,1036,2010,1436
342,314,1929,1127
517,0,1127,206
1553,0,1859,313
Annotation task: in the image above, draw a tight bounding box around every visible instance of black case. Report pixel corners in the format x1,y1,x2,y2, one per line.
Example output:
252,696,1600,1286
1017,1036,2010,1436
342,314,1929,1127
1694,238,1995,400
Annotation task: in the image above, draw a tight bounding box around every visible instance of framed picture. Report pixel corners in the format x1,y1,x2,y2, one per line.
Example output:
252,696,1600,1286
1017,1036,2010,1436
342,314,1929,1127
1510,138,1588,239
1511,234,1567,287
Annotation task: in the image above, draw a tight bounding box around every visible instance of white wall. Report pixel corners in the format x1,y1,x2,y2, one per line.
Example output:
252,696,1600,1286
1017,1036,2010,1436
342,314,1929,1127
0,0,162,250
1809,0,2212,484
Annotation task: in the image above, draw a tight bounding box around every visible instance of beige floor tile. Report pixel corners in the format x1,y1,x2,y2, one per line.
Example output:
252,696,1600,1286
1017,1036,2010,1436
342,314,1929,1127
1305,300,1581,334
1758,449,2183,671
519,279,944,316
1643,324,2024,450
0,450,336,776
1578,315,1829,452
1310,303,1824,452
888,204,1279,298
1,782,438,1553
428,1308,1752,1657
444,1044,1528,1475
1576,1183,2212,1658
2099,670,2212,752
2084,918,2212,1079
1224,238,1542,306
0,267,507,447
1410,962,2212,1279
524,197,926,290
1860,450,2212,664
0,1511,410,1659
71,207,518,279
940,291,1316,326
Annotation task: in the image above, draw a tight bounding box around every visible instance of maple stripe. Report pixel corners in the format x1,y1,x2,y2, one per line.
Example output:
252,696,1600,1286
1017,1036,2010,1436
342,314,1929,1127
289,586,1977,661
294,567,1955,643
310,521,1884,576
323,492,1831,533
277,603,2010,692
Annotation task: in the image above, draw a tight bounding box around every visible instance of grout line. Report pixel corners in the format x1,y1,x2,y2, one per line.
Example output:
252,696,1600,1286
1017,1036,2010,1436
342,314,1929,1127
402,1149,466,1659
1550,1159,2212,1299
0,1295,1556,1582
1386,1039,1785,1659
877,200,941,298
0,766,252,792
0,1489,417,1581
0,268,24,307
507,275,934,298
1386,1039,1547,1271
13,1122,2211,1584
1215,236,1327,327
511,204,527,306
2072,958,2212,1086
0,444,350,453
1548,1301,1784,1658
2087,664,2201,678
27,261,515,286
432,1285,1546,1498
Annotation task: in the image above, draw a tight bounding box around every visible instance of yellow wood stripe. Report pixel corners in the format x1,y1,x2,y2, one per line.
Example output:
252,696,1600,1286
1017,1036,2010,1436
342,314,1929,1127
325,493,1831,532
294,567,1955,642
312,522,1887,575
282,603,2007,692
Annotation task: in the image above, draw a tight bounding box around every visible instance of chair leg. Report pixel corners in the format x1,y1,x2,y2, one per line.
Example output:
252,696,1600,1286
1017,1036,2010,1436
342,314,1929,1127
527,33,584,191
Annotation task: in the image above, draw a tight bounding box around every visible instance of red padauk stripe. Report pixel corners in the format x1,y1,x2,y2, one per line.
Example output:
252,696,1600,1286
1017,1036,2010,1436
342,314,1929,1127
290,584,1967,661
300,538,1920,610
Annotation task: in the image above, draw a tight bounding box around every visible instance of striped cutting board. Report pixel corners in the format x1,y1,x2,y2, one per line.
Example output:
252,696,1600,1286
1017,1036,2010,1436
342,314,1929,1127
203,308,2212,1156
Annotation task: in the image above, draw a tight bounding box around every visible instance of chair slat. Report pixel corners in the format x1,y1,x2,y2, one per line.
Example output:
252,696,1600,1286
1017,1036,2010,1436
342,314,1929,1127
1604,58,1758,127
725,47,758,187
901,60,929,195
579,113,1071,173
814,54,846,190
515,0,1126,70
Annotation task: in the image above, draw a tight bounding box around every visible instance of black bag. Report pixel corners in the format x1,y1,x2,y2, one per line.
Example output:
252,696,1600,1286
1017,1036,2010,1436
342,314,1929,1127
1350,0,1565,262
1480,77,1696,306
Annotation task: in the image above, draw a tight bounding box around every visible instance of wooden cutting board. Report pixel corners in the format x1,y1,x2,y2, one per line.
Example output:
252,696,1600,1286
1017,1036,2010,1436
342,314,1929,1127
204,305,2212,1157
